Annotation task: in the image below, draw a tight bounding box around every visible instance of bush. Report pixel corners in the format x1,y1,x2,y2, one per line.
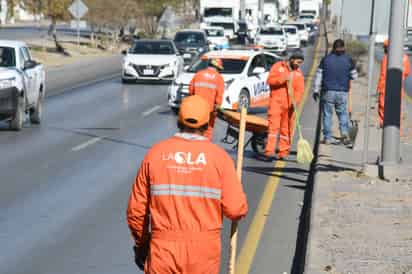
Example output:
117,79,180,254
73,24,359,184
345,40,368,59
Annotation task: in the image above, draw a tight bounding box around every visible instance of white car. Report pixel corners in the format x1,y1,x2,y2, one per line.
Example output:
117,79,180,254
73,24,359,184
207,18,239,40
285,22,309,46
255,25,287,55
122,39,184,83
0,41,45,130
297,14,316,24
168,50,282,112
203,26,230,50
282,25,301,49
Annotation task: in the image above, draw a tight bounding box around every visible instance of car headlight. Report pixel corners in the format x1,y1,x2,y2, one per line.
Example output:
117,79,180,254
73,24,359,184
224,79,235,90
198,47,204,53
0,77,16,89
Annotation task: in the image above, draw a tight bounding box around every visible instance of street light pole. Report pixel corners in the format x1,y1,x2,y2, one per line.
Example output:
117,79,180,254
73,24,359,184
381,0,404,165
362,0,376,171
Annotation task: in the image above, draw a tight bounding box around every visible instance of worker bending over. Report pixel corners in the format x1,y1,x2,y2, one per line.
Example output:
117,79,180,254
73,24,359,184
189,58,225,141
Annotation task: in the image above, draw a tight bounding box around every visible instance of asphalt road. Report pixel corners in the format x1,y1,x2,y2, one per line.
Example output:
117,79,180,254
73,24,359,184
0,42,319,274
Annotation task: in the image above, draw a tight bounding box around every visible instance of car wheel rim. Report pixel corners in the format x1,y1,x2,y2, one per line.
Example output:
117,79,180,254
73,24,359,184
239,94,249,109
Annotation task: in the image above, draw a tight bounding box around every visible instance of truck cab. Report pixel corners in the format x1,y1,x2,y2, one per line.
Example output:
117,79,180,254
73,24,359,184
0,41,46,130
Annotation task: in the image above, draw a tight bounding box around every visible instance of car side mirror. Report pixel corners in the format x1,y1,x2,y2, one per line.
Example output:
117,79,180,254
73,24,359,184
252,67,265,75
24,60,37,70
121,49,127,55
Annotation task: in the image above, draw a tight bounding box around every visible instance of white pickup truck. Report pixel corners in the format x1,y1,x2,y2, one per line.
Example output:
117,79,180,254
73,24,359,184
0,41,45,130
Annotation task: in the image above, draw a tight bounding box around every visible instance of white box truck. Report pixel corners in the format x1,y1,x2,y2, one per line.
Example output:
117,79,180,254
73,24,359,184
299,0,320,18
200,0,240,39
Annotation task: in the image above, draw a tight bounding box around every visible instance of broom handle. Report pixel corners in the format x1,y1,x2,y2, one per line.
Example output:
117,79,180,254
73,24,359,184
287,75,303,140
228,106,247,274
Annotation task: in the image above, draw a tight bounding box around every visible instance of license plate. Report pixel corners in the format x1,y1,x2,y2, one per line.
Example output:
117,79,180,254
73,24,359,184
143,69,154,75
183,53,191,59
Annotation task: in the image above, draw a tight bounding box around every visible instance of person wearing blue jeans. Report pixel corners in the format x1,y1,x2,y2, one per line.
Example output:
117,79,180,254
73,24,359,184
312,39,358,145
321,90,349,142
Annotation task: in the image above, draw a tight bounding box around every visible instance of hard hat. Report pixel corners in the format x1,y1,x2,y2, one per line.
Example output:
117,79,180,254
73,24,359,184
179,95,210,128
210,58,224,70
383,39,389,47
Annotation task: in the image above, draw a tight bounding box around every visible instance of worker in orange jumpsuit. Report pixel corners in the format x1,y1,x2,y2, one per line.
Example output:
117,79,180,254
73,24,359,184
377,39,411,128
127,95,248,274
189,58,225,141
263,50,305,161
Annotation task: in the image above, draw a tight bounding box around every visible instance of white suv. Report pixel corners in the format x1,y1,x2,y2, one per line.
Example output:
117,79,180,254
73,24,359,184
286,22,309,46
255,26,287,55
282,25,301,49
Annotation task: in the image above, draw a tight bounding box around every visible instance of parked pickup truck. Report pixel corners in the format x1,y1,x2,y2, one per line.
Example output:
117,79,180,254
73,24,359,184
0,41,45,130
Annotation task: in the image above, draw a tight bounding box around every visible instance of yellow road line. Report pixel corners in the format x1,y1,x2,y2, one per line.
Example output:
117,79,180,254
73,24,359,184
405,93,412,105
235,39,322,274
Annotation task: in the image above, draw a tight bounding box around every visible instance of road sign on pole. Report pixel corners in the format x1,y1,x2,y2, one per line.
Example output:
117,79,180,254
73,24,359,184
68,0,88,47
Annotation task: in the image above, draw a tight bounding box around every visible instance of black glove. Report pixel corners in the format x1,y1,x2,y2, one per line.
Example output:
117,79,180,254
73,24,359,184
133,245,146,271
312,93,320,102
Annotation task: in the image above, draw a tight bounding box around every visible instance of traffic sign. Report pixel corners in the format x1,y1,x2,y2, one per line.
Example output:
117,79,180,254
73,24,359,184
69,0,88,19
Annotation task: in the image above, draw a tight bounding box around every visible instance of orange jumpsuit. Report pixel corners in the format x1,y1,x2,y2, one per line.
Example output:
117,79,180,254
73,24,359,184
189,67,225,140
265,61,305,158
377,53,411,127
127,133,248,274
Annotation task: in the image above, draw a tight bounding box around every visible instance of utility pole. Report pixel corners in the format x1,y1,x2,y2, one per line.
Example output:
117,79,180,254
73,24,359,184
362,0,376,171
381,0,404,166
240,0,245,20
258,0,264,26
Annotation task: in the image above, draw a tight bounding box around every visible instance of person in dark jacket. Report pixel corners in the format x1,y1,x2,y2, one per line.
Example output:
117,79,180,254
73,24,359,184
312,39,358,145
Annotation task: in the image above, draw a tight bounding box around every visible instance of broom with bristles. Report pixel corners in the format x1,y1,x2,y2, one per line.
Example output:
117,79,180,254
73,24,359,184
287,77,314,164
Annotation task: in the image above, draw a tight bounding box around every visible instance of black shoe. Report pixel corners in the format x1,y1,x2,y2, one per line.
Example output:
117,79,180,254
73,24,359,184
257,154,274,162
322,139,333,145
341,135,351,146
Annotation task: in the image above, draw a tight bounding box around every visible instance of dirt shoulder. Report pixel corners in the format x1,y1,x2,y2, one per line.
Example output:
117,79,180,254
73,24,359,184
28,37,126,69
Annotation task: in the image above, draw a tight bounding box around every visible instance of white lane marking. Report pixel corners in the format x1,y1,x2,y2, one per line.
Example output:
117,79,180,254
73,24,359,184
72,137,104,152
142,105,162,117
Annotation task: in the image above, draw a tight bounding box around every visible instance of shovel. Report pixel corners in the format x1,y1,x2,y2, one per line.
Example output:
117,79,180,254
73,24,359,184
348,83,359,145
287,78,314,164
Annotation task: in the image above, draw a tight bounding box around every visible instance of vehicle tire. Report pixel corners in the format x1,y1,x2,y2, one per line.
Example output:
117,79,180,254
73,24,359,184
10,96,25,131
171,107,179,115
238,89,251,111
251,134,267,156
30,94,43,124
122,78,133,84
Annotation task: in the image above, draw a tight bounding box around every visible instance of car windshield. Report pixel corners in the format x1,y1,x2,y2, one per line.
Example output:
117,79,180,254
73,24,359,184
301,10,316,16
130,41,175,55
174,32,205,44
210,22,235,31
0,47,16,67
188,58,247,74
284,27,297,34
205,29,224,37
299,15,314,19
289,24,305,30
260,28,283,35
204,8,232,17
